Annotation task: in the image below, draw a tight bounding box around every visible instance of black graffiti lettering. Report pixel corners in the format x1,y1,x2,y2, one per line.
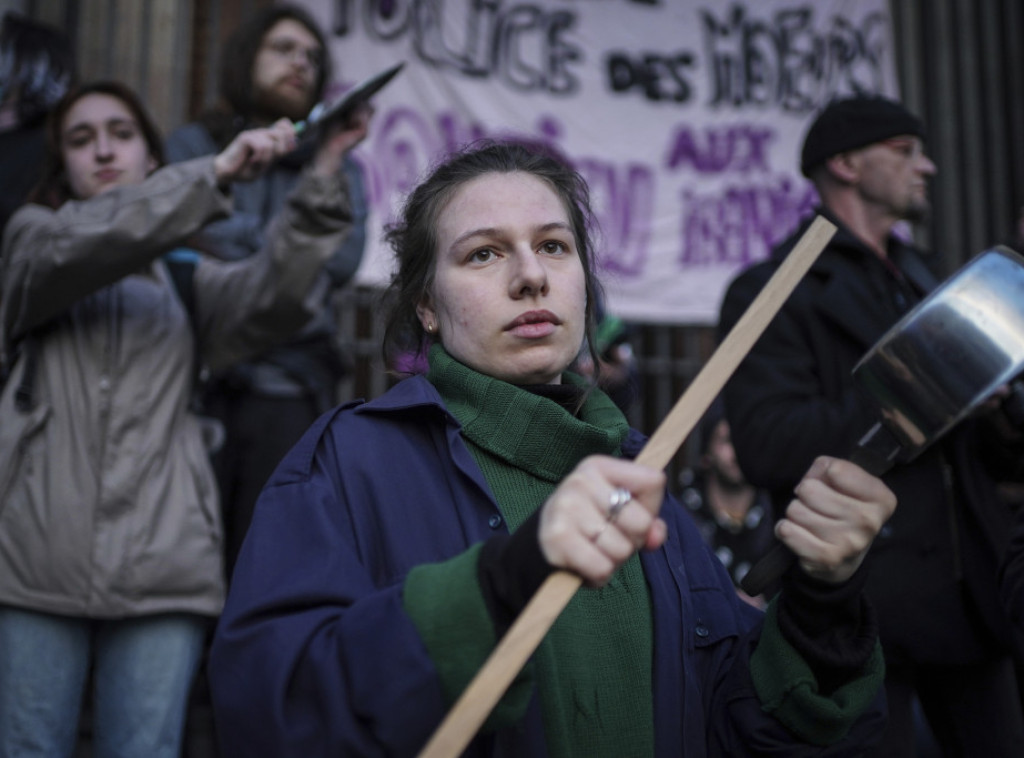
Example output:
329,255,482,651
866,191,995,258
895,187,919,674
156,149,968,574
334,0,417,37
703,6,739,105
742,19,777,106
333,0,353,35
497,6,542,89
824,14,887,97
494,6,580,93
608,53,643,92
343,0,582,95
701,4,889,113
355,0,414,40
660,53,696,102
773,8,818,109
604,50,695,103
404,1,474,74
545,11,579,94
538,0,660,4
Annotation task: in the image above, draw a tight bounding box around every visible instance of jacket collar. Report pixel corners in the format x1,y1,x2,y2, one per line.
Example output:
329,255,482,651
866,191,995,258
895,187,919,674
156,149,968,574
781,206,937,288
772,207,938,348
353,374,453,418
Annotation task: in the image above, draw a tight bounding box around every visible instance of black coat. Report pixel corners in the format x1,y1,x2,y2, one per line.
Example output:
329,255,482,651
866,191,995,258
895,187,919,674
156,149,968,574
719,208,1023,666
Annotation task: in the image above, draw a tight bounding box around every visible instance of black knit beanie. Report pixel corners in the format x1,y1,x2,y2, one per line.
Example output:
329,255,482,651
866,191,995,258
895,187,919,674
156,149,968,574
800,95,926,176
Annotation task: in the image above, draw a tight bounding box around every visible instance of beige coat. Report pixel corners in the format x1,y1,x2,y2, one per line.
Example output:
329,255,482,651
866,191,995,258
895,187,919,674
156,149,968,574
0,157,351,618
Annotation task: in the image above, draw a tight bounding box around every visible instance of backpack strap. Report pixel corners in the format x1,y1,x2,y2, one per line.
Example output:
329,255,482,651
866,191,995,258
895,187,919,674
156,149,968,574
164,249,205,407
164,249,199,329
2,254,202,415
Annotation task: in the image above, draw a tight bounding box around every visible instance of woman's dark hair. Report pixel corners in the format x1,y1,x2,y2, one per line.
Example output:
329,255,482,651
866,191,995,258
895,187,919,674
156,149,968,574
381,141,604,381
0,12,76,124
28,81,165,209
202,3,331,147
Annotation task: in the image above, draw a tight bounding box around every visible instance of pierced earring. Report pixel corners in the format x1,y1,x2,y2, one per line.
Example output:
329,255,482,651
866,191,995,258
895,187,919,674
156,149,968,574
426,322,435,333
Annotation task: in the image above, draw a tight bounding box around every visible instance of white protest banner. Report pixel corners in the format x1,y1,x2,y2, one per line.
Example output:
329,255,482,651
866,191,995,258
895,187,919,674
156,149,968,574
298,0,898,324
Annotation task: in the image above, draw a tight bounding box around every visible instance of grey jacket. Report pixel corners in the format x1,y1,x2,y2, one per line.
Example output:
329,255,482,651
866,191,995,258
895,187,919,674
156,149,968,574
165,122,367,408
0,157,352,618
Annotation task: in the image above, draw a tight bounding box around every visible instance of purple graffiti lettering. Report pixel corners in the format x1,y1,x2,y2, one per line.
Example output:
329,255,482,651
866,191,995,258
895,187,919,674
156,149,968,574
678,177,817,268
437,112,488,154
353,106,655,277
536,116,562,141
357,106,445,213
664,124,774,174
576,159,655,277
700,5,889,113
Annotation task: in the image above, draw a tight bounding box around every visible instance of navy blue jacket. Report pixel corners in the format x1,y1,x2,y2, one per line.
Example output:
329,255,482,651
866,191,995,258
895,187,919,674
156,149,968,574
210,375,884,756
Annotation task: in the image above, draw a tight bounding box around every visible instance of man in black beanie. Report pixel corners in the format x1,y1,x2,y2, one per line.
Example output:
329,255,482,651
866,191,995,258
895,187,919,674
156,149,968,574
718,95,1024,756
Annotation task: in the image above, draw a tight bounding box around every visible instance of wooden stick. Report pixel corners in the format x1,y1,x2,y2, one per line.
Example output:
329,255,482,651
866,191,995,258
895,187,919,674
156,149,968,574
417,215,837,758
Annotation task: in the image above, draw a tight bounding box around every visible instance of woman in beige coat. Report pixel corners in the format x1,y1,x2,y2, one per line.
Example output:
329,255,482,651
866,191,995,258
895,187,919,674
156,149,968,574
0,80,369,758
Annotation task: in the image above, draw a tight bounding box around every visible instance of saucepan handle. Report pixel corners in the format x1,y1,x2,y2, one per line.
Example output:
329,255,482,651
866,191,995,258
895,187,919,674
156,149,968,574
739,421,900,597
738,541,794,597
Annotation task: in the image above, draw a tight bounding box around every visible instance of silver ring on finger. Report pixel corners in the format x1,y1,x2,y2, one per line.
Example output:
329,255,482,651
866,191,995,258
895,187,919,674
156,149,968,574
606,487,632,523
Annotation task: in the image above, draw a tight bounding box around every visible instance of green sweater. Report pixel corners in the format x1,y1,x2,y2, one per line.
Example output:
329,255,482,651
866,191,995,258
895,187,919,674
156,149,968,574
404,346,655,757
402,347,885,751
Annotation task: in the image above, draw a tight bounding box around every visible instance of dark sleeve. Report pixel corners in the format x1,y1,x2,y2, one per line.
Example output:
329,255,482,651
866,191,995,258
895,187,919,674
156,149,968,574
775,562,878,693
718,266,873,492
400,508,553,732
476,509,555,634
211,474,447,756
164,123,218,162
973,404,1024,482
1000,504,1024,648
748,563,885,746
193,170,352,372
210,415,508,756
322,157,367,287
402,504,578,740
0,159,231,342
654,494,887,755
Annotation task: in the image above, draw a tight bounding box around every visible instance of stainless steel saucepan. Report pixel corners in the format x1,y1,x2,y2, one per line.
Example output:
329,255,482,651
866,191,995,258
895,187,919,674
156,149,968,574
850,245,1024,469
741,245,1024,596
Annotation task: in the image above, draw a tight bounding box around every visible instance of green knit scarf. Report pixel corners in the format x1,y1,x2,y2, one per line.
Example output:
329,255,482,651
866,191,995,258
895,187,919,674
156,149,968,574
428,345,655,758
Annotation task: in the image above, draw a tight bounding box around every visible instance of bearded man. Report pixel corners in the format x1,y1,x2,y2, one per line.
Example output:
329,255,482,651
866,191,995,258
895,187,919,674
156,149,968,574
166,4,369,577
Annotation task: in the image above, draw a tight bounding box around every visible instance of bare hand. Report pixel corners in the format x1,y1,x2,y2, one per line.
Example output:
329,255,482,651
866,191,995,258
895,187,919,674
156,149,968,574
310,102,374,177
775,456,896,584
213,119,298,184
538,456,667,587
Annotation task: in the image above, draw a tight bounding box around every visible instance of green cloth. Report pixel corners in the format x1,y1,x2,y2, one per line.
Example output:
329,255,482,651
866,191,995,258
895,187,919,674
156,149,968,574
403,347,882,751
751,598,886,745
413,345,656,757
403,544,535,729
